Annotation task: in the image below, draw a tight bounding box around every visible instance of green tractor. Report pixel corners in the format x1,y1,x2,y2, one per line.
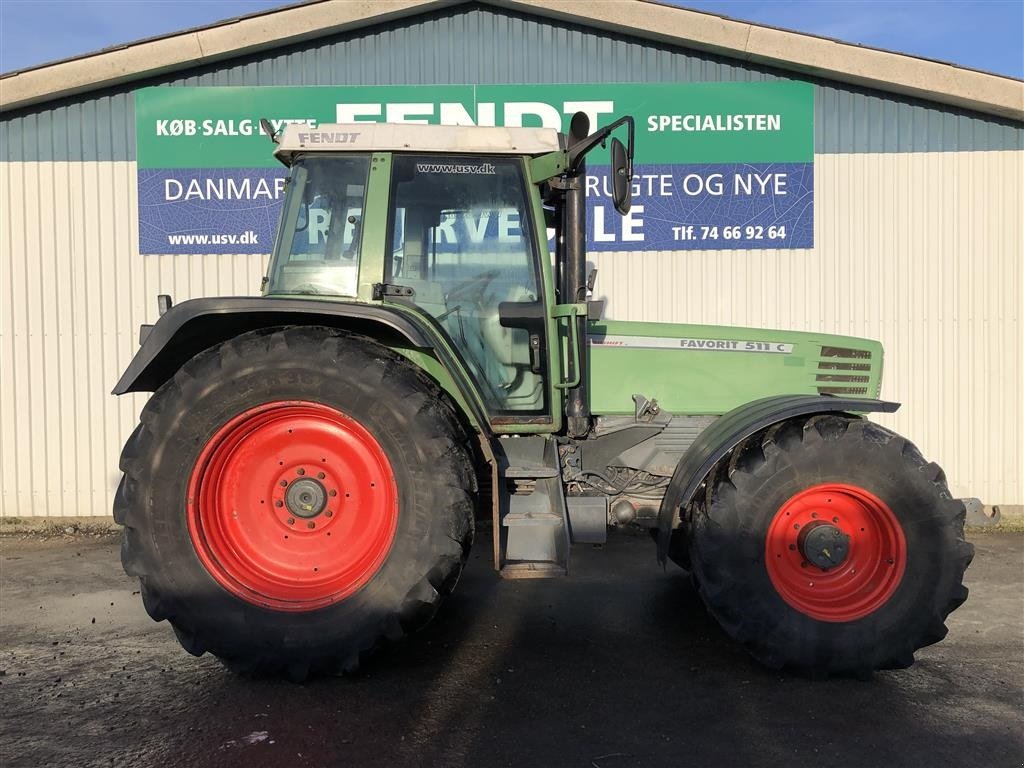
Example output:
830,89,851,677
113,113,972,679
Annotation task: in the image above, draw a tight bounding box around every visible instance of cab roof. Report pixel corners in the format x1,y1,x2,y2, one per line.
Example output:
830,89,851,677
274,122,565,165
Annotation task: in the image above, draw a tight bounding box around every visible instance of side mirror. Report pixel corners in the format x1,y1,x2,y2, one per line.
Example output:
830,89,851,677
610,137,631,215
259,117,279,144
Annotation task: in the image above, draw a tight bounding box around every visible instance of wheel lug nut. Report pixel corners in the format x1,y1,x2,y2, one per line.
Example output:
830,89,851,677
280,480,288,487
275,500,283,508
296,468,305,476
287,517,295,525
788,544,796,551
832,517,839,523
307,521,316,529
329,490,337,497
317,472,326,480
325,510,333,518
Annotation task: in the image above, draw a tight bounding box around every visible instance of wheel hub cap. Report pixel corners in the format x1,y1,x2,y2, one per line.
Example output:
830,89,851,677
798,521,850,570
285,477,328,518
765,483,907,623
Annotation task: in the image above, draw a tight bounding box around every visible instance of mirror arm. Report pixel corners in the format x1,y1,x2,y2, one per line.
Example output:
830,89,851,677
565,115,634,176
258,117,280,145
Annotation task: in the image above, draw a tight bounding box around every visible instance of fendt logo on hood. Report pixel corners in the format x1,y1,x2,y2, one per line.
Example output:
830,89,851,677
296,131,361,145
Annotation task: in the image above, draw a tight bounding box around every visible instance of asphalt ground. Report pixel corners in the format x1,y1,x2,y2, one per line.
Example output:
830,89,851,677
1,528,1021,768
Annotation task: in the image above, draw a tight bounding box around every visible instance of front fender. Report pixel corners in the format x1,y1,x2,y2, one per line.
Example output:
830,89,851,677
112,297,433,395
655,394,900,564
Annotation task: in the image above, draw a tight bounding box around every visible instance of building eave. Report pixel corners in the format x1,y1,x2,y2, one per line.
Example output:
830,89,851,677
0,0,459,113
1,0,1021,121
497,0,1023,121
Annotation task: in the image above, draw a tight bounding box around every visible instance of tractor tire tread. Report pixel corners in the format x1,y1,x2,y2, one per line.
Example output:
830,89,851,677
114,326,477,680
688,413,973,676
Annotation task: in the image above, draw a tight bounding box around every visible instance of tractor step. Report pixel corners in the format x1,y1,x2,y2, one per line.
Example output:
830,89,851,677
504,465,560,479
499,561,567,579
503,511,563,525
502,436,560,478
496,436,569,577
503,491,567,563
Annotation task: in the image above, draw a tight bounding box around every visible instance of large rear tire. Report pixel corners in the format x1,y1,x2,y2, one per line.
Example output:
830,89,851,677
688,414,973,676
114,326,476,679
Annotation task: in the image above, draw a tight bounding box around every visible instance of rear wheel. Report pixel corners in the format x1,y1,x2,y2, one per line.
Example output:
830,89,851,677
688,414,973,676
114,326,476,678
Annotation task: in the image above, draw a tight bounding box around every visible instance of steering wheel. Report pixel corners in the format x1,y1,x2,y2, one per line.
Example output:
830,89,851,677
444,269,500,305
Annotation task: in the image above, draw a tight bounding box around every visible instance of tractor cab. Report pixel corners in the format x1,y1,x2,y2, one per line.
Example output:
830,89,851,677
264,119,633,424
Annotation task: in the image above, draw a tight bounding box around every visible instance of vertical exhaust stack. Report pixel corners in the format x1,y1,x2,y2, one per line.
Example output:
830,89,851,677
560,111,634,438
564,112,592,438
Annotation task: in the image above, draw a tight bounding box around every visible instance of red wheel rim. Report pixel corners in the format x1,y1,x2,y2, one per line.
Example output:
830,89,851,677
187,401,398,612
764,483,906,622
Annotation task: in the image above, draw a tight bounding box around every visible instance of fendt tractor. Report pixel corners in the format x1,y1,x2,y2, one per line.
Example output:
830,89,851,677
113,114,973,680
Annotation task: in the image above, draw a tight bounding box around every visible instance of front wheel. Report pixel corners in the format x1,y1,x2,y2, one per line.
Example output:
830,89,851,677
688,414,973,676
114,327,476,679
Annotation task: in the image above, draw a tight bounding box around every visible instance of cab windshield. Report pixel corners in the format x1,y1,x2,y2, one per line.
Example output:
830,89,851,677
265,155,370,297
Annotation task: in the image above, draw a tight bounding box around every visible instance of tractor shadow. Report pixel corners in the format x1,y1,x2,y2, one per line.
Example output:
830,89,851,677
99,528,1022,768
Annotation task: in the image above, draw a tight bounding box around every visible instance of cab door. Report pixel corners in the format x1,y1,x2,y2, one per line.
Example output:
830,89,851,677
384,154,553,426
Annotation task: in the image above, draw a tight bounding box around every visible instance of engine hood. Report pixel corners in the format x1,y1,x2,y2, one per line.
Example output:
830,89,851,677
586,319,883,417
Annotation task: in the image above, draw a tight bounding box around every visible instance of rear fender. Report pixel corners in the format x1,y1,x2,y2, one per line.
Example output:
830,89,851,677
112,297,434,395
113,296,504,568
656,394,900,564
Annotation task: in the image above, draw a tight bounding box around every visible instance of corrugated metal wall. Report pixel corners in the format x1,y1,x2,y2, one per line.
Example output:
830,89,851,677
0,161,266,516
1,4,1022,516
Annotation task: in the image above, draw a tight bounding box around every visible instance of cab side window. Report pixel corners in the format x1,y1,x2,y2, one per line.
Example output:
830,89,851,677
388,156,545,414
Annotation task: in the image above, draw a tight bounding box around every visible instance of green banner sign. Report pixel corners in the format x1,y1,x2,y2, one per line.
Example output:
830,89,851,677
135,82,812,168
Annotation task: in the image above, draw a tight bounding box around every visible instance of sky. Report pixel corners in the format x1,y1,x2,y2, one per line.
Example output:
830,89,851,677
0,0,1021,79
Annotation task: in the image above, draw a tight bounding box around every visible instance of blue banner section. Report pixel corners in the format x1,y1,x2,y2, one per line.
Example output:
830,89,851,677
585,162,813,251
138,168,287,255
138,162,813,255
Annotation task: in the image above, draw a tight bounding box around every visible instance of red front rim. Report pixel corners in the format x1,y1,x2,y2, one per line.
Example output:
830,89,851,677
764,483,906,622
187,401,398,612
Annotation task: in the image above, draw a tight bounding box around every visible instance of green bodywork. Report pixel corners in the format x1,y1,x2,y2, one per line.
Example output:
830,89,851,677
264,145,885,434
370,308,885,430
587,320,882,416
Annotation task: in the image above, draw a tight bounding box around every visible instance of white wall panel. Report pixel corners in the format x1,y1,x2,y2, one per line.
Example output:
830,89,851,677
0,161,266,517
0,150,1021,516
